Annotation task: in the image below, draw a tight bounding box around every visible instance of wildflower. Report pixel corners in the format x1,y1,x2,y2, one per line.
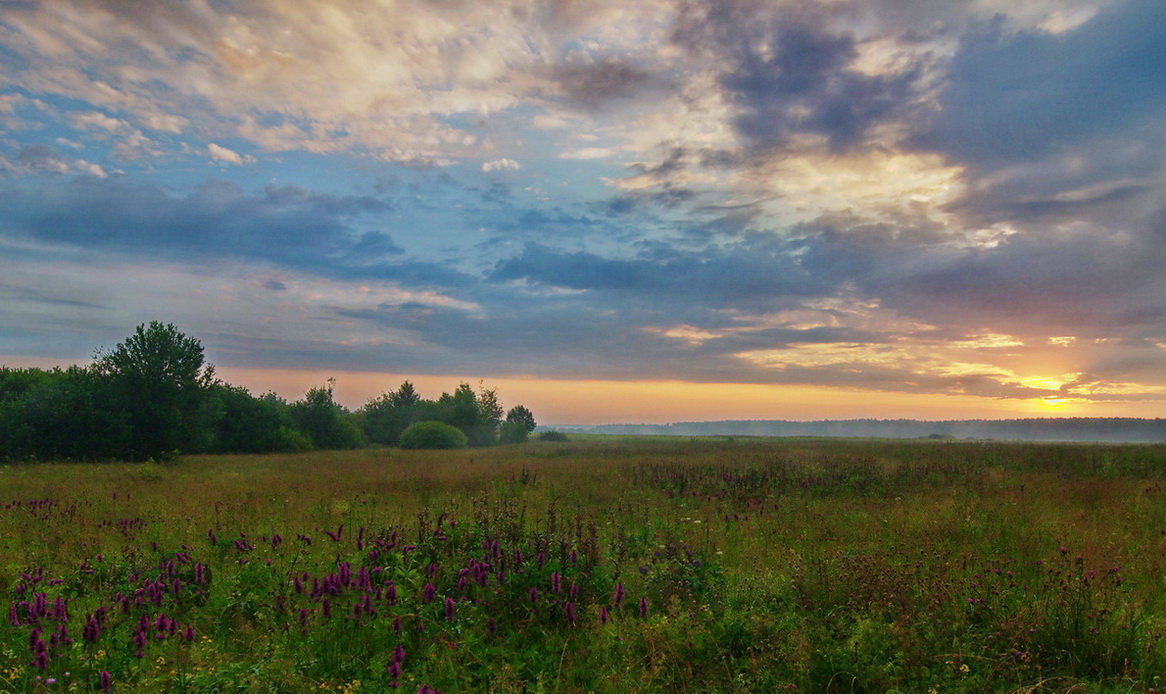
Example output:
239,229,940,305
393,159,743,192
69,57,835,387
550,571,562,593
639,596,648,618
600,607,609,624
99,671,112,694
529,587,538,604
422,583,435,604
444,597,456,622
564,601,576,626
613,583,625,606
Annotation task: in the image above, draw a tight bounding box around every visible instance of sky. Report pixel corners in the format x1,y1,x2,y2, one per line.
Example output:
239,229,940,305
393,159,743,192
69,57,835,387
2,0,1165,424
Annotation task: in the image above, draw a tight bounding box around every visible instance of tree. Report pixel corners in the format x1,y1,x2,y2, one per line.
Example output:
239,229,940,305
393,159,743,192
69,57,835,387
289,380,365,450
357,381,425,446
505,405,536,432
95,321,218,460
500,404,537,444
211,385,299,453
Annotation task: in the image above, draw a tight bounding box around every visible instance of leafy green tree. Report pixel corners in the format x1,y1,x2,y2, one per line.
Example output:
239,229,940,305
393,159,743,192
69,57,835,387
499,405,537,444
211,385,299,453
399,421,468,449
506,405,536,432
0,366,132,461
95,321,219,460
435,382,504,447
357,381,425,446
289,381,365,450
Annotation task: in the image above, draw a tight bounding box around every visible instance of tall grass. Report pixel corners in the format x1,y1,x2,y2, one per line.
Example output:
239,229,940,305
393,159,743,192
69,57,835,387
3,438,1165,692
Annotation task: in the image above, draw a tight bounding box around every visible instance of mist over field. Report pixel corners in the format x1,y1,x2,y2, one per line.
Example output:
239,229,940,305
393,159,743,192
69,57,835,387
564,417,1166,442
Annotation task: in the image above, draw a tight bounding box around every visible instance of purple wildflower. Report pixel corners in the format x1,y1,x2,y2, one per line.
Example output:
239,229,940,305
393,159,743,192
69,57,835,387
613,583,625,606
422,583,436,604
99,671,111,694
444,596,456,622
639,596,648,618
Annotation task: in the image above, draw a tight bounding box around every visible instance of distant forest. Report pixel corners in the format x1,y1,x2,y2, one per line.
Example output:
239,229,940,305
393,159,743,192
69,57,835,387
566,418,1166,443
0,322,537,462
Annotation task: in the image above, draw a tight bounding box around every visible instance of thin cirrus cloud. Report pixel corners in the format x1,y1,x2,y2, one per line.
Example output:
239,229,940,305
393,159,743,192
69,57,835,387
1,0,1165,420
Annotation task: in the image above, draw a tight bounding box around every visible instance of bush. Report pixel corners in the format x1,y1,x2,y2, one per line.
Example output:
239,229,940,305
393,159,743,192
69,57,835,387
399,421,468,449
499,421,530,444
537,430,569,442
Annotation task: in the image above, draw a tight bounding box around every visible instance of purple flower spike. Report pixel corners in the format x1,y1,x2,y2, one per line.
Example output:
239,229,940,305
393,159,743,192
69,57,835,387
639,596,648,618
600,606,609,624
444,596,456,622
422,583,436,604
529,587,538,604
99,671,112,693
550,571,561,593
613,583,625,606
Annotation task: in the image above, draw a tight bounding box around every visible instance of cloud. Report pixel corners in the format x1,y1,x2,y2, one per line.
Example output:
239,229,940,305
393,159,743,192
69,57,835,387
1,144,106,178
918,0,1166,168
482,158,522,172
670,0,924,154
559,147,617,160
0,177,412,279
207,143,255,165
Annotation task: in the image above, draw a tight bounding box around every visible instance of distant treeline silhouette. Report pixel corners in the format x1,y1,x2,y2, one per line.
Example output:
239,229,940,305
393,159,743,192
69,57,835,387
567,418,1166,443
0,322,536,461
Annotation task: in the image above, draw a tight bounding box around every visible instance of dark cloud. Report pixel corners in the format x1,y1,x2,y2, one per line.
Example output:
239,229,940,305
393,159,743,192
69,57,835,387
917,0,1166,167
490,235,825,312
0,177,421,279
347,231,405,259
546,58,662,111
796,216,1166,343
673,1,921,152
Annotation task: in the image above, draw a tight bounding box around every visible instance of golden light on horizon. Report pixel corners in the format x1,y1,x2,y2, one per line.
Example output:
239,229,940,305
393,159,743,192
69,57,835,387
208,366,1156,425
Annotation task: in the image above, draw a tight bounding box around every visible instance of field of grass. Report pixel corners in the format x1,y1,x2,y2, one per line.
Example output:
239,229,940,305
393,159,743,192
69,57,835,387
3,437,1166,692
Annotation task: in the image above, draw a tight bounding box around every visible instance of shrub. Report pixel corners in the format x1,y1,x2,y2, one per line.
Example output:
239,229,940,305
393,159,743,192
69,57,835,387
499,421,530,444
537,430,569,442
399,421,468,449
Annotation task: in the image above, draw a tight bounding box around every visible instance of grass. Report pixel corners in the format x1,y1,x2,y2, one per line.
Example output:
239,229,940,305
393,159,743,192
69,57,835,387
2,437,1166,692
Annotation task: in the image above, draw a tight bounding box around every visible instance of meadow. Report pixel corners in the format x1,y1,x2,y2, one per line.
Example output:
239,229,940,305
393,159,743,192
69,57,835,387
2,436,1165,692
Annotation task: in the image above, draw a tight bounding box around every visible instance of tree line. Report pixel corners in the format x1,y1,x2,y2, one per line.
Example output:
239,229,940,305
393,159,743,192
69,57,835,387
0,321,539,462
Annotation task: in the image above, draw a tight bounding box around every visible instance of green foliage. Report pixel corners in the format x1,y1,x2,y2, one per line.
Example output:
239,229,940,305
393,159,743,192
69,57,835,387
506,405,536,431
289,382,365,450
210,385,295,453
356,381,424,445
399,420,469,449
537,430,569,442
437,383,502,446
499,421,531,444
1,324,530,461
95,321,218,460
